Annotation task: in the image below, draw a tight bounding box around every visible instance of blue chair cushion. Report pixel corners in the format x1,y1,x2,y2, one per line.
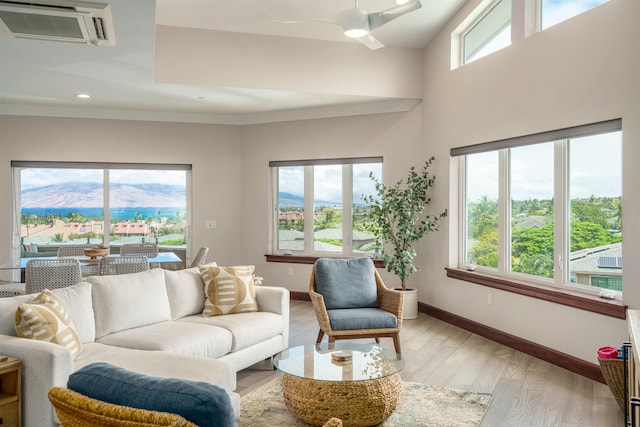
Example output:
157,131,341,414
67,362,236,427
314,257,378,310
327,308,398,330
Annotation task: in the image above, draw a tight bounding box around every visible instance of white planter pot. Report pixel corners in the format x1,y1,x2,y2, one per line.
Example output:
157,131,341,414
398,288,418,320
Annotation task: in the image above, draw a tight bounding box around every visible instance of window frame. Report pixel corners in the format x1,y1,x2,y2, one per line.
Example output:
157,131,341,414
453,119,623,300
10,161,192,272
268,157,382,259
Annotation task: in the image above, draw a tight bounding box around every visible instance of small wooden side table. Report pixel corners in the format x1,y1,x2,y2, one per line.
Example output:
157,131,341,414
0,356,21,427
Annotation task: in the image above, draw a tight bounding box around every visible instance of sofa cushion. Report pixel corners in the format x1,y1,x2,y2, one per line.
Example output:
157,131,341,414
314,257,378,310
96,321,233,359
199,265,259,316
14,289,82,358
179,311,282,352
164,267,207,320
51,281,95,343
88,269,171,339
67,362,236,427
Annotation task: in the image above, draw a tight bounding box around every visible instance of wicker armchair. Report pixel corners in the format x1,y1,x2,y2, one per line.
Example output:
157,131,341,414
309,258,404,355
99,256,149,276
25,258,82,294
120,243,159,258
189,246,209,268
48,387,197,427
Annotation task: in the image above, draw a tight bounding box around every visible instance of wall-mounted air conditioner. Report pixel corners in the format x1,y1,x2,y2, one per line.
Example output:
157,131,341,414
0,0,115,46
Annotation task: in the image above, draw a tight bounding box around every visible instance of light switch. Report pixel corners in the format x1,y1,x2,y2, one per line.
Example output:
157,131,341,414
205,220,216,229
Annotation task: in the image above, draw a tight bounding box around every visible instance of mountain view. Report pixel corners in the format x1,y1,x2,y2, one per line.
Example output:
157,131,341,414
21,183,186,208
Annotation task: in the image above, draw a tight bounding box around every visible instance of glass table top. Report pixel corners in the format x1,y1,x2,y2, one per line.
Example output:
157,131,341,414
274,343,404,382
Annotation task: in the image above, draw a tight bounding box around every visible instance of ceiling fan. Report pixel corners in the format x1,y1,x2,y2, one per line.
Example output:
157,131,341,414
282,0,422,50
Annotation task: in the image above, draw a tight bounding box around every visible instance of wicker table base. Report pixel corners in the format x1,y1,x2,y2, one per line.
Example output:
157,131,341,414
281,372,403,427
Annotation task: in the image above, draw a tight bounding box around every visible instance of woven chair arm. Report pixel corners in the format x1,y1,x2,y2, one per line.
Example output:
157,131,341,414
375,272,404,327
309,288,333,334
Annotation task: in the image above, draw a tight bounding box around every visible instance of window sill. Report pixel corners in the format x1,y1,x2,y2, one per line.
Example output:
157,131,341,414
266,254,384,269
445,268,627,319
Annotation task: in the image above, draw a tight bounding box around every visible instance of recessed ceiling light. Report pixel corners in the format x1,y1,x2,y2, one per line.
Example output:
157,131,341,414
76,93,91,99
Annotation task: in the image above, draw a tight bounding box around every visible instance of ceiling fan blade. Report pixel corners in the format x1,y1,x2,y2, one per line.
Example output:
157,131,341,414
356,34,384,50
368,0,422,32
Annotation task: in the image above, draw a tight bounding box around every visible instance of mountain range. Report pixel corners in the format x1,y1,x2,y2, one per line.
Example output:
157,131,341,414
21,182,186,208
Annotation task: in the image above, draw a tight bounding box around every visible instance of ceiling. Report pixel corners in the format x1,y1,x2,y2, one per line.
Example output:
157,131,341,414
0,0,467,125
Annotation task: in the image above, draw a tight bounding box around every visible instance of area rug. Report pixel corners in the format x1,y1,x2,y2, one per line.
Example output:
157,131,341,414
238,377,492,426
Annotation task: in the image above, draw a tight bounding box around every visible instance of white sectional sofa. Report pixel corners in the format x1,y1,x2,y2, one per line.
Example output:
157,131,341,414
0,266,290,427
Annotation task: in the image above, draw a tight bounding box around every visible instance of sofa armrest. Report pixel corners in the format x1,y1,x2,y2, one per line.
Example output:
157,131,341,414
255,286,290,350
0,334,74,427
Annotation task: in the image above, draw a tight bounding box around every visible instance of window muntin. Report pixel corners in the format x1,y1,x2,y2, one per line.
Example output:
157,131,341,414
540,0,609,30
463,0,512,64
13,163,189,255
459,125,622,296
272,158,382,257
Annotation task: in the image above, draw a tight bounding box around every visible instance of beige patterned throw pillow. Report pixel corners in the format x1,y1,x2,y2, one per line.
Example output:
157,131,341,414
15,289,82,358
199,265,260,316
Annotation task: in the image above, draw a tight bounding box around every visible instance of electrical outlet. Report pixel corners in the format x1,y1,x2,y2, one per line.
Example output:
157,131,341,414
487,293,493,305
288,267,293,277
204,220,216,230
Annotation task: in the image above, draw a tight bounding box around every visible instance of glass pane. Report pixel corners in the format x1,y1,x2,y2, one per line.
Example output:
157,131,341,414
352,162,382,256
277,166,305,252
20,168,104,252
313,165,342,252
510,143,555,278
568,131,622,291
109,170,187,250
541,0,608,30
465,152,499,268
464,0,511,64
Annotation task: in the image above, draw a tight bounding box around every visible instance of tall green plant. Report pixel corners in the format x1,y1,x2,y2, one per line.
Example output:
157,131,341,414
363,157,447,291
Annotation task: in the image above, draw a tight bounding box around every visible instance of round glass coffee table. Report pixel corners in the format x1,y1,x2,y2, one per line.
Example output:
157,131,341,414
273,343,404,427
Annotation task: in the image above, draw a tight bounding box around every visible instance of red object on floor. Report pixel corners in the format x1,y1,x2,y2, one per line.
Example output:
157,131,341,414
598,346,619,359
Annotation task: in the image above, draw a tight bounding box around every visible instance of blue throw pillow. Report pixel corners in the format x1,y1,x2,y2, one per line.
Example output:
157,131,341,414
67,362,236,427
314,257,378,310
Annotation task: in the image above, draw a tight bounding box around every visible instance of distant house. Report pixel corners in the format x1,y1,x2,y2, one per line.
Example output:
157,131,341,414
569,243,622,291
112,221,149,236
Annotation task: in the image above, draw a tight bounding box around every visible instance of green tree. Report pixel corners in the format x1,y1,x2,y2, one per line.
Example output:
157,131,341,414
314,207,341,231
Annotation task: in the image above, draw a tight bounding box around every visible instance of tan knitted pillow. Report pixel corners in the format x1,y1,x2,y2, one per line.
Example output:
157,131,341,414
199,265,260,316
15,289,82,358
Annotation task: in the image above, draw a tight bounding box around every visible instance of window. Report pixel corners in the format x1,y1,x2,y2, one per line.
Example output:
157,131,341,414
462,0,511,64
454,119,622,297
270,157,382,258
454,0,609,67
540,0,609,30
12,162,190,256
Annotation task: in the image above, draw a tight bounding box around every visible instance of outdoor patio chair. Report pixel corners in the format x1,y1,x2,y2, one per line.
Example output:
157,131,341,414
189,246,209,268
99,256,149,276
309,257,404,355
25,258,83,294
57,244,97,257
120,243,159,257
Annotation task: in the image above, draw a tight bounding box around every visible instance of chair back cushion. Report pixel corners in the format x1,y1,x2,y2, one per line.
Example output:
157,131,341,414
67,362,236,427
314,257,378,310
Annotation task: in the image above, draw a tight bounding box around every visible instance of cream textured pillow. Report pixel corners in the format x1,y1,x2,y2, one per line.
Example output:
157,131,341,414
14,289,82,358
199,265,260,316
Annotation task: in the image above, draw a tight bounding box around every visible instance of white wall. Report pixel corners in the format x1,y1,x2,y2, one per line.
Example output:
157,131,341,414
0,116,244,277
239,105,426,291
418,0,640,363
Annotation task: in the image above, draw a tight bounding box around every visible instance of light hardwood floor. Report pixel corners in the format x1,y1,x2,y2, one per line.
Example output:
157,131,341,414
236,300,624,426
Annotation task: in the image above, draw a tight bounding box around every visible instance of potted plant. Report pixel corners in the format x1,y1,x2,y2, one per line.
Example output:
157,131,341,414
363,156,447,319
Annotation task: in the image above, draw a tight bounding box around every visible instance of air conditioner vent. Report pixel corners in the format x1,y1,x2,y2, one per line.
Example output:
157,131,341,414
0,0,115,45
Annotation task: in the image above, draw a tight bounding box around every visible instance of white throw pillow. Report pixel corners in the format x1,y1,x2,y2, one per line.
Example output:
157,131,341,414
164,266,209,320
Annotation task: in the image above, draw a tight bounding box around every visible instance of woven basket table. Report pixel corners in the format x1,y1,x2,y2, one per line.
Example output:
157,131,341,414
282,372,402,426
598,357,626,412
274,344,405,427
